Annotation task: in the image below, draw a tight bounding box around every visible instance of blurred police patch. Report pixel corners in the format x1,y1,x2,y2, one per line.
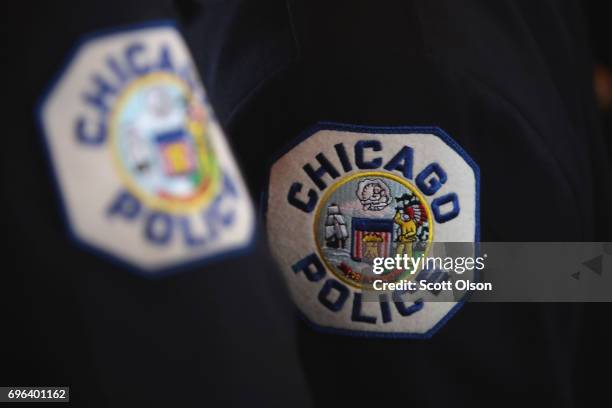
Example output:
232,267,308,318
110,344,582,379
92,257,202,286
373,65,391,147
265,123,479,338
38,21,255,275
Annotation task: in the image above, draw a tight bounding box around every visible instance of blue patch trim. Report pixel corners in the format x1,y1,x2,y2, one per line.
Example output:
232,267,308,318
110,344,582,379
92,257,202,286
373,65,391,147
34,20,256,278
262,122,480,339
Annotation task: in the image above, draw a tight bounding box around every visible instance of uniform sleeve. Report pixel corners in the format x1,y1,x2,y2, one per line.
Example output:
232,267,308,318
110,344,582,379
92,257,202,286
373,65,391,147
197,0,611,407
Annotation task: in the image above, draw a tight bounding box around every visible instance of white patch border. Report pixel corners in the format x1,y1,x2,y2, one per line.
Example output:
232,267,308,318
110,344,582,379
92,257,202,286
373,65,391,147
264,122,480,338
35,20,256,277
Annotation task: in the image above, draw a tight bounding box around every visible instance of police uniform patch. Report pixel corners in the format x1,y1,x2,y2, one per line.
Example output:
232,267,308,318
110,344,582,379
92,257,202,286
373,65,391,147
38,21,255,275
265,123,479,337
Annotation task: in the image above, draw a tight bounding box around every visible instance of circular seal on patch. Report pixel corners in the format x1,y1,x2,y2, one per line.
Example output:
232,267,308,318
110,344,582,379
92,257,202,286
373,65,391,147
266,123,479,337
111,71,220,212
314,171,433,290
38,22,255,274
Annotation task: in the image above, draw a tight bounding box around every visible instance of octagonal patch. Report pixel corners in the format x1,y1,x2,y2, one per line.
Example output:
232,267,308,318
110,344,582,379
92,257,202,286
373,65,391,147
37,21,255,275
265,123,479,338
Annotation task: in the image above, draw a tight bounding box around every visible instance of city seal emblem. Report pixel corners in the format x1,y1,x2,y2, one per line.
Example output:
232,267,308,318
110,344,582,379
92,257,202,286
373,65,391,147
265,123,479,337
38,21,255,275
315,172,433,290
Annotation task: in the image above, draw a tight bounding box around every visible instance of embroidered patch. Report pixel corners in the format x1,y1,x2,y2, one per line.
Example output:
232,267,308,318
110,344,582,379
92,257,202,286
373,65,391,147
265,123,479,338
38,21,255,275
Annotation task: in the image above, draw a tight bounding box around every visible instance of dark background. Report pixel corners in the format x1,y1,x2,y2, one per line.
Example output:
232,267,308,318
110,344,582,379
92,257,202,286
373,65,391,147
3,1,612,407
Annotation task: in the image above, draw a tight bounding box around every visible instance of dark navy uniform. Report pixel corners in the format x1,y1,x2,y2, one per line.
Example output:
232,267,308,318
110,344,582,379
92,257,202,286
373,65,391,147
184,0,612,407
5,0,612,407
5,1,311,407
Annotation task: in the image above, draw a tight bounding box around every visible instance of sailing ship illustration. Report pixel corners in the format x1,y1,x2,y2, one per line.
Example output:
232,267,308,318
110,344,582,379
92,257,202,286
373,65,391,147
324,203,349,249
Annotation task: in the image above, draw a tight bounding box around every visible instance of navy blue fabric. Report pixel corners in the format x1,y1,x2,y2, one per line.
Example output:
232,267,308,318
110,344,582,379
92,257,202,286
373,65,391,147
4,1,311,407
183,0,612,407
5,0,612,407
